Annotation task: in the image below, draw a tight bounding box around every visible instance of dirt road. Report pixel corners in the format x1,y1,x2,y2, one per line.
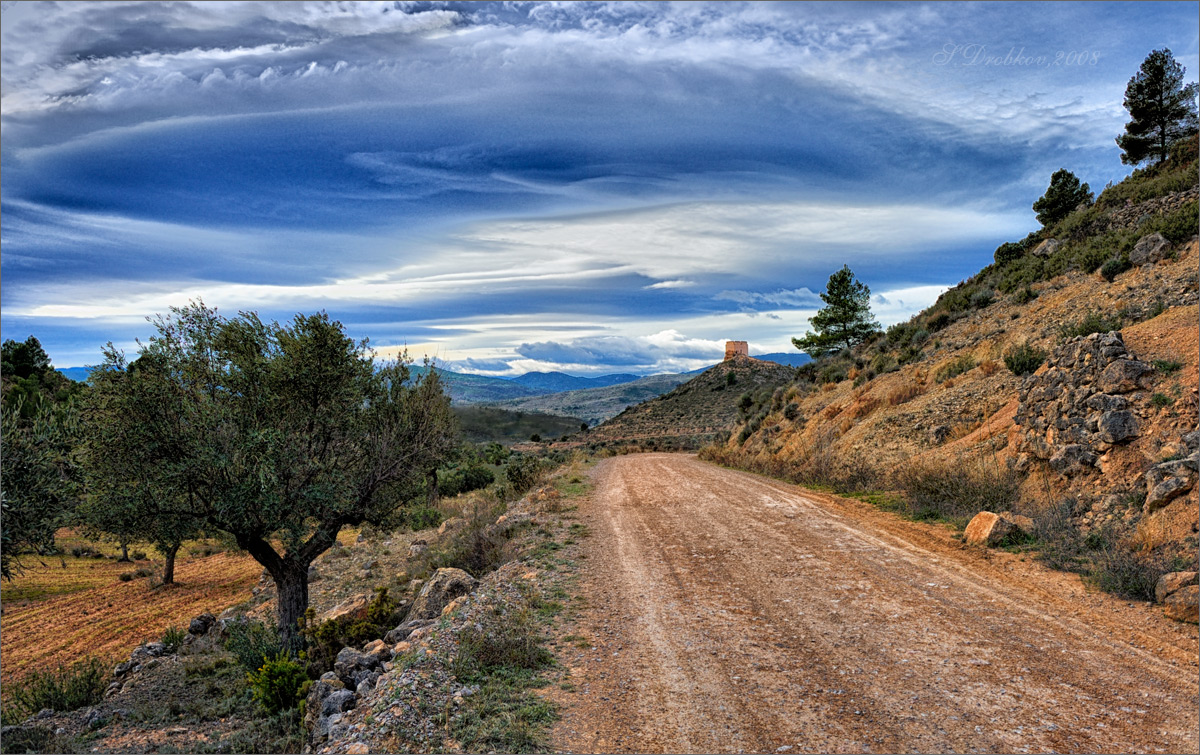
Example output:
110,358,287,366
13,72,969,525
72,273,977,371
548,454,1199,754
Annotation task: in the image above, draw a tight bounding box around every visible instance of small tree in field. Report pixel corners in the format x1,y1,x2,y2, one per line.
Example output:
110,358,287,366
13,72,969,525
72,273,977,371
1116,48,1199,167
792,265,879,358
1032,169,1094,227
80,302,458,648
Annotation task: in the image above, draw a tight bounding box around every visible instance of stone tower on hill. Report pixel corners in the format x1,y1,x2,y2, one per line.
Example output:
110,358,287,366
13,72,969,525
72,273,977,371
724,341,748,360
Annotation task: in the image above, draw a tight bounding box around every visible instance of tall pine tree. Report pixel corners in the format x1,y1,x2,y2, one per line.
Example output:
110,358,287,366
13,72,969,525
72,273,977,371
1116,49,1199,166
792,266,879,358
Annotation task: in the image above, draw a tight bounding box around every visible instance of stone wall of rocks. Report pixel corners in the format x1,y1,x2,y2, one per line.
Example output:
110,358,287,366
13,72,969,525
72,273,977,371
1100,186,1199,234
1014,330,1199,516
1014,331,1150,476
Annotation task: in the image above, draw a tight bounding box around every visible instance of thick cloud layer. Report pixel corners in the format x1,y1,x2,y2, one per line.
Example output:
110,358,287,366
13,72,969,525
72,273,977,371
2,2,1196,372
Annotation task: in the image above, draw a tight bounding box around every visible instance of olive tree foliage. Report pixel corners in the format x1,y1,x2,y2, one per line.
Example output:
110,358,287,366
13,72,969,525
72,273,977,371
79,302,458,647
1031,169,1094,227
1,396,78,580
792,265,880,358
1116,48,1199,167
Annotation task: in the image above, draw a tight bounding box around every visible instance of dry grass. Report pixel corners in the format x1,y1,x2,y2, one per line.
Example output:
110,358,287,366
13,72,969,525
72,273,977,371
979,360,1001,376
887,382,922,406
820,382,837,393
1,552,260,687
821,403,843,419
848,397,880,420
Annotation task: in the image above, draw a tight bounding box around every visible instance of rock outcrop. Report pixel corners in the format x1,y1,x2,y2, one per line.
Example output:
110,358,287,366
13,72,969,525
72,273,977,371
407,568,476,621
1015,331,1151,477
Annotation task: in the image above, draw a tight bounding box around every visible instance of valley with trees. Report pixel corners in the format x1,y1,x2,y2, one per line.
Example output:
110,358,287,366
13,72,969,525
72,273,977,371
2,8,1198,755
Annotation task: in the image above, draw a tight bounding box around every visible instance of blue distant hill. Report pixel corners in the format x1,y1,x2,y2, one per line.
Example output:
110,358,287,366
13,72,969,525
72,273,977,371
754,352,813,368
510,371,640,393
57,367,93,382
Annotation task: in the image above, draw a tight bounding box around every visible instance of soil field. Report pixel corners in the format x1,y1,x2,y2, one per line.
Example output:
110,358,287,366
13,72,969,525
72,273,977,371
549,453,1200,754
1,552,260,686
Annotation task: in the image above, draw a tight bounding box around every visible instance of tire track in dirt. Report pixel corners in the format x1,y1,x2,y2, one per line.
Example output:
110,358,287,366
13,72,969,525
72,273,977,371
548,453,1199,754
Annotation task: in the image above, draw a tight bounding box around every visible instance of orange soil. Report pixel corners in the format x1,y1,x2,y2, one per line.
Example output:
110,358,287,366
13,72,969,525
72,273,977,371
1,553,260,685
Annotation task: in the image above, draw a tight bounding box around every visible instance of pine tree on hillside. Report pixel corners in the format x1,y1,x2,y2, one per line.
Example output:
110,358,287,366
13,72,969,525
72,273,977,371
792,265,879,358
1032,169,1094,227
1116,48,1199,166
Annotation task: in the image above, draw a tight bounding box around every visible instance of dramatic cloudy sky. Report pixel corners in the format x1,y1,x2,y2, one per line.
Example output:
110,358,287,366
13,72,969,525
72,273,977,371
2,1,1197,375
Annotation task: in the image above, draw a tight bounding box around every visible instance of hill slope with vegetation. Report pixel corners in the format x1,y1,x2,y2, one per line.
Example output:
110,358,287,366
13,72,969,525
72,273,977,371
576,356,797,450
485,372,693,426
703,138,1199,610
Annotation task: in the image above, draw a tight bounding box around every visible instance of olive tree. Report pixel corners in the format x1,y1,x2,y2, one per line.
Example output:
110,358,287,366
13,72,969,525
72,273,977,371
1,396,78,580
80,302,457,647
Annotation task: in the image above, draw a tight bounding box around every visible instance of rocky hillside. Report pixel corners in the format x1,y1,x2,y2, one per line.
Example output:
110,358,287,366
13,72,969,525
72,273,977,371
706,155,1199,593
574,356,796,449
486,372,692,426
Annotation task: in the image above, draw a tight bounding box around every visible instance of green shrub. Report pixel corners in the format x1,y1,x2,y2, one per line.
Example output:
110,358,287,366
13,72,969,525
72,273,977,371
225,620,285,672
1153,359,1183,375
783,403,801,421
302,587,400,676
439,464,496,498
993,241,1024,265
1011,285,1038,305
1003,342,1047,376
6,657,108,720
162,625,187,653
452,595,554,683
934,354,976,383
1145,200,1199,245
403,506,444,531
131,551,147,561
1058,311,1123,340
1150,393,1172,408
969,289,994,309
1099,256,1131,282
247,653,309,714
925,312,951,332
119,571,134,582
505,455,545,496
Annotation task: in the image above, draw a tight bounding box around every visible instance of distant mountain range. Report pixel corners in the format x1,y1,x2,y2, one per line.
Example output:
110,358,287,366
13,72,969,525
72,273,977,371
56,353,810,410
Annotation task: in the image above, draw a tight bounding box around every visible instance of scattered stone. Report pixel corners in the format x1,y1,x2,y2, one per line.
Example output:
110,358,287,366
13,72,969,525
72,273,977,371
384,619,434,645
964,512,1015,547
408,540,428,559
322,593,373,625
1048,444,1097,475
188,612,216,636
1096,359,1153,394
1129,232,1171,265
35,709,53,720
362,560,378,571
408,568,476,621
1144,454,1199,513
1155,571,1199,603
1030,238,1060,257
1162,585,1199,624
1096,410,1139,444
113,661,134,677
928,425,951,445
345,743,370,755
334,646,383,687
998,511,1035,536
322,689,357,717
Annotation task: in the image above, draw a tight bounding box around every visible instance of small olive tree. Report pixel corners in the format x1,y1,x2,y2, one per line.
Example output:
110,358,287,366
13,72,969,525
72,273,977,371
80,302,457,647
